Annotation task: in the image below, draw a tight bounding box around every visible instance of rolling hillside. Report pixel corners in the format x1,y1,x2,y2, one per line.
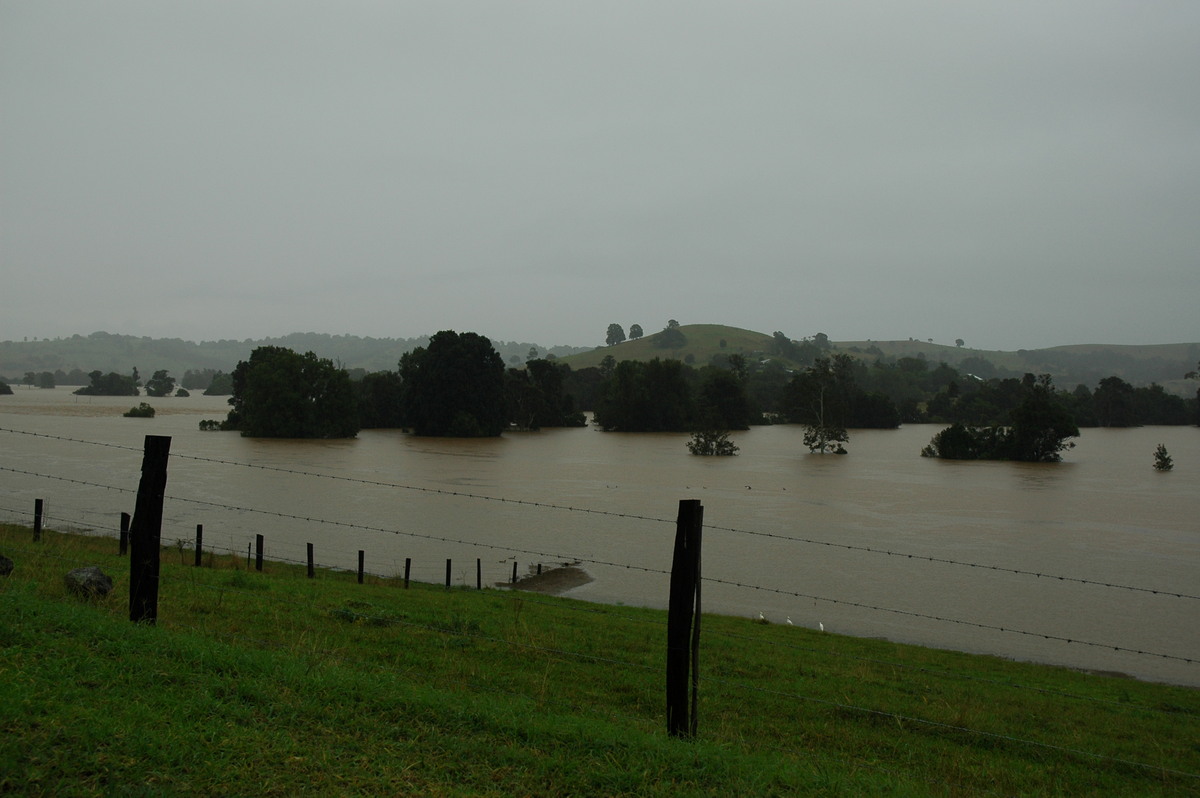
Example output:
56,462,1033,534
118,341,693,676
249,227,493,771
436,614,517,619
564,326,1199,394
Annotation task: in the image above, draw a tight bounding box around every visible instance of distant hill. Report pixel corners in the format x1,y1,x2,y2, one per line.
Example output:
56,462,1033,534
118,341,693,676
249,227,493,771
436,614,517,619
3,327,1196,395
0,331,590,383
559,324,777,370
562,326,1200,396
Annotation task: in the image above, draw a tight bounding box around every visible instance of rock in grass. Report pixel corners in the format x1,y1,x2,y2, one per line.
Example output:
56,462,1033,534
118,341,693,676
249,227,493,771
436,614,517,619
0,553,12,577
64,566,113,599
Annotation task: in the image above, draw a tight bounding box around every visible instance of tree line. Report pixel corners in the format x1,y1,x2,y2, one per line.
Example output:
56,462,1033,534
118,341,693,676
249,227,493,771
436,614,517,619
18,332,1192,464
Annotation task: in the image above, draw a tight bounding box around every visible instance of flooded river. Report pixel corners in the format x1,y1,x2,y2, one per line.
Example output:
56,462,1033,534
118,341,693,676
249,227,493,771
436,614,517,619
2,387,1197,685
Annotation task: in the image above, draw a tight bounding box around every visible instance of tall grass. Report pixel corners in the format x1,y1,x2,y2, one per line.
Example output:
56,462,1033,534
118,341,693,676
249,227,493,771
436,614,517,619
1,524,1197,796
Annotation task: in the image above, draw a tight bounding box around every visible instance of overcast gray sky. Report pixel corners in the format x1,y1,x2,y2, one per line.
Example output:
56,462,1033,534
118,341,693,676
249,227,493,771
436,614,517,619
2,2,1197,350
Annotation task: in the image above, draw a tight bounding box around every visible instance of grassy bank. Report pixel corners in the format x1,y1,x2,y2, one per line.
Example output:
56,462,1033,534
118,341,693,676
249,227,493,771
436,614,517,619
1,525,1198,796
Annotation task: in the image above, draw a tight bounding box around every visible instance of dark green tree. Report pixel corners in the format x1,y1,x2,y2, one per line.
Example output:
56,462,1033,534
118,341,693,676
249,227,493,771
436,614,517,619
399,331,506,437
225,346,359,438
505,359,585,430
356,371,405,429
593,358,695,432
696,367,751,430
687,429,739,456
1004,374,1080,462
606,324,626,347
203,371,234,396
787,356,854,453
144,369,176,398
922,374,1078,462
1093,376,1138,427
1153,444,1173,471
629,324,644,340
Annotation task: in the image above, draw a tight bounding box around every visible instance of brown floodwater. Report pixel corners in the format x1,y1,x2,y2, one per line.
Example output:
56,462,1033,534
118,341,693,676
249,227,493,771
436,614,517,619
2,387,1197,685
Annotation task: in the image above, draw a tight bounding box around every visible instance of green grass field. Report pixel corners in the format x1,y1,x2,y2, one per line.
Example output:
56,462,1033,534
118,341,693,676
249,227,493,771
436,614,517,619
2,525,1198,796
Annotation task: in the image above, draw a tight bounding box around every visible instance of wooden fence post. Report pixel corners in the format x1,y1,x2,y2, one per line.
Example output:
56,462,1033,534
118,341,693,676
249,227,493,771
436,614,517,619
511,562,517,583
255,534,264,572
193,524,203,567
445,558,452,588
476,558,482,589
119,512,130,556
33,499,43,542
404,557,411,589
307,543,314,578
129,435,171,625
666,498,703,738
358,550,365,584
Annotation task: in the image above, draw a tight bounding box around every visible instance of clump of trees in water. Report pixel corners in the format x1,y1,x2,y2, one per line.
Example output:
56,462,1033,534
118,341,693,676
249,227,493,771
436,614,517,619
921,374,1080,462
215,331,585,439
74,369,140,396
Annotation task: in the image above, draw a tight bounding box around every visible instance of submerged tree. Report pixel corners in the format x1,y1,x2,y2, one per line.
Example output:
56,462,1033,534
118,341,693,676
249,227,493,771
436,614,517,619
686,429,739,456
143,369,176,398
922,374,1078,462
787,356,852,453
1153,444,1174,471
400,330,506,437
226,346,359,438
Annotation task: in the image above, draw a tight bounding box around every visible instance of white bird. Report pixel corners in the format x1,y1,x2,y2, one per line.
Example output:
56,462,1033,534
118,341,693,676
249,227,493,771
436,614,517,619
786,616,793,626
758,612,766,622
819,622,825,632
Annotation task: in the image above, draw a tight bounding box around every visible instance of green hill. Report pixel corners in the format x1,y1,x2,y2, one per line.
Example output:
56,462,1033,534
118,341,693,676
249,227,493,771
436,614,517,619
564,326,1199,395
560,324,778,370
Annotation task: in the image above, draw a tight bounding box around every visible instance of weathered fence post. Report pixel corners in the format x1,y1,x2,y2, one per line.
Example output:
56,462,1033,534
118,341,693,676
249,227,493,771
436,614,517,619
307,543,314,579
255,534,264,572
404,557,411,589
193,524,203,567
476,558,482,589
129,435,171,625
358,550,365,584
666,498,703,739
33,499,43,542
445,558,452,588
511,561,517,583
119,512,130,555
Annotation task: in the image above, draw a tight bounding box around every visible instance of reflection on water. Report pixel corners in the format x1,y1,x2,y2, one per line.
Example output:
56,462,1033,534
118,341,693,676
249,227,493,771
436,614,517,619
2,387,1198,685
